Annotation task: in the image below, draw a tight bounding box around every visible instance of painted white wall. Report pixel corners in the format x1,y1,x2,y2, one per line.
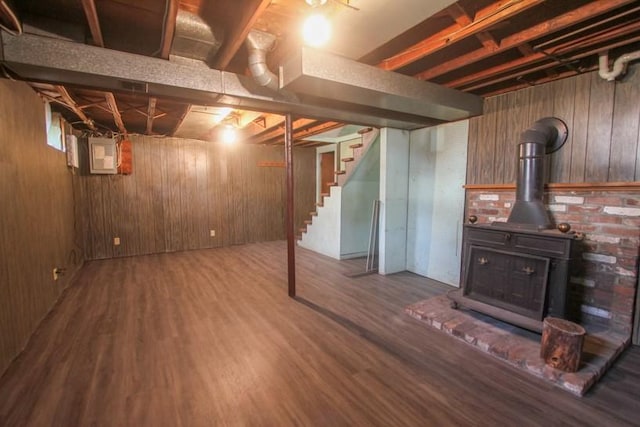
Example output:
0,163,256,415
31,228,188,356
298,185,342,259
340,138,380,258
378,128,410,275
406,120,469,286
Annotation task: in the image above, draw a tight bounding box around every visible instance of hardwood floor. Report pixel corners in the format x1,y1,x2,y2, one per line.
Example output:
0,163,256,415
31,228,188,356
0,241,638,426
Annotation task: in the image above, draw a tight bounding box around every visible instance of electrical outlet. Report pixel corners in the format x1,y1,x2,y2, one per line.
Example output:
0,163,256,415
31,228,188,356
114,237,121,245
52,267,66,281
210,230,216,237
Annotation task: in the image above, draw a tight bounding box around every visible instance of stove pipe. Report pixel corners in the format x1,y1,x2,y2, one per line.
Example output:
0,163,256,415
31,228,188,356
506,118,567,229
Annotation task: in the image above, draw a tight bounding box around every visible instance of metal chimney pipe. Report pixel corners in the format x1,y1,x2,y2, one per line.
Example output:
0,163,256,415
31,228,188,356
507,117,568,229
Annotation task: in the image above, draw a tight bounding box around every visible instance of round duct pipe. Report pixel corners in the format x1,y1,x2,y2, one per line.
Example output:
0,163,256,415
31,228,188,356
245,30,279,92
507,117,568,229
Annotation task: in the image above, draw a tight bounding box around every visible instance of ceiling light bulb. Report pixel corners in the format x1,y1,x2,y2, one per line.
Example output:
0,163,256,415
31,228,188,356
222,126,237,145
303,13,332,47
305,0,327,7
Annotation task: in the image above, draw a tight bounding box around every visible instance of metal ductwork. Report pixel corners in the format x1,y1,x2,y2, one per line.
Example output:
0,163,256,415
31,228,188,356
280,47,483,123
170,10,223,64
506,117,568,230
0,31,483,129
245,29,278,92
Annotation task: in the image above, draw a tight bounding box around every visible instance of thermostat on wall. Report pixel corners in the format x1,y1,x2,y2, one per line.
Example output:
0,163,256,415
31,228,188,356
88,137,117,174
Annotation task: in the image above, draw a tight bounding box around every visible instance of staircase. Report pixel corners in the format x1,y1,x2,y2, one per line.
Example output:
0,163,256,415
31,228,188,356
297,127,380,259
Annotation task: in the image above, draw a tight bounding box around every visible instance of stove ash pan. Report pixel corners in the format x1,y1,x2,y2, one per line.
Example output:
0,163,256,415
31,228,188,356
450,117,582,333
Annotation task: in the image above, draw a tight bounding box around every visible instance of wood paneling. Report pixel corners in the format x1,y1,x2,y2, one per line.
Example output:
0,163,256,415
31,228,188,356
0,81,83,376
0,242,639,424
79,136,316,259
635,282,640,345
467,64,640,184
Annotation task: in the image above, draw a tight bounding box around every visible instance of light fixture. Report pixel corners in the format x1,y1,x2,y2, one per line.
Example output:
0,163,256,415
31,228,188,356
303,13,332,47
222,125,237,145
305,0,327,6
212,107,233,125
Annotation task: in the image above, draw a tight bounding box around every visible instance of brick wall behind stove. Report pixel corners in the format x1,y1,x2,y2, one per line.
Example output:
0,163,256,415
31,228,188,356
466,189,639,336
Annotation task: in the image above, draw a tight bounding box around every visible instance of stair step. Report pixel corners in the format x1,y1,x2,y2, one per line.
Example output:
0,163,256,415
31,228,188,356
349,143,363,149
327,181,338,187
310,211,317,216
299,227,307,233
358,127,374,135
342,157,354,162
334,170,346,175
316,202,324,207
320,192,330,197
304,220,313,225
296,234,302,241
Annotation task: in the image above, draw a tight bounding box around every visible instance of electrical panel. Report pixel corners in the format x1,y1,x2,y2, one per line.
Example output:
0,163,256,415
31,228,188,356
89,137,117,174
66,134,79,168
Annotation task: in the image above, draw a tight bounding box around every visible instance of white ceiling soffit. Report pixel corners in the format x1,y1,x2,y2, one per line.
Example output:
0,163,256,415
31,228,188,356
326,0,457,59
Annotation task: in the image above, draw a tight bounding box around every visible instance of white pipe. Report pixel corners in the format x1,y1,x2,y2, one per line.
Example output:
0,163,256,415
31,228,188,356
598,50,640,81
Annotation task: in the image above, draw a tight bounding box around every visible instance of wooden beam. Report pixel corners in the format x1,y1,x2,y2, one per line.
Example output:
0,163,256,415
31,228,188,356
450,20,640,91
52,85,97,131
104,92,127,134
378,0,543,71
415,0,636,81
284,113,296,298
213,0,272,70
158,0,179,59
146,97,158,135
266,121,344,146
448,3,498,50
0,0,22,34
170,105,192,136
81,0,105,47
248,118,317,144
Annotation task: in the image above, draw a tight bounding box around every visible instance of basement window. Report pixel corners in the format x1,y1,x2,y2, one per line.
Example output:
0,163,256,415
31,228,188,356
45,102,65,152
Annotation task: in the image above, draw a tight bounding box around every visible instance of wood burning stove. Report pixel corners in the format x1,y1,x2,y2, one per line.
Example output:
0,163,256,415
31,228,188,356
450,117,581,332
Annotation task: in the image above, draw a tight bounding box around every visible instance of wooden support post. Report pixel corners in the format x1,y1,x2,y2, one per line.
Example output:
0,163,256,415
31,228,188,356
540,317,586,372
285,113,296,297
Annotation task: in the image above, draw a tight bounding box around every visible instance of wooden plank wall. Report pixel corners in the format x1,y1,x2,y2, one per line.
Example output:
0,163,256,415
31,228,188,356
0,81,83,375
78,135,316,259
467,64,640,184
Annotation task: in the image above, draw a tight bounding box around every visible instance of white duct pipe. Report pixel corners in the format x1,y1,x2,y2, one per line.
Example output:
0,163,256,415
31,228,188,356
598,50,640,81
245,30,279,92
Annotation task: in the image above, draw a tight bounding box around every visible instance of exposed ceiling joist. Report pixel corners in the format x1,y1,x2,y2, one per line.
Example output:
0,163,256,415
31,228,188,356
249,118,318,144
415,0,637,81
53,85,97,131
449,19,640,91
448,3,498,50
461,31,640,93
81,0,104,47
104,92,127,134
378,0,544,71
267,121,344,146
159,0,179,59
213,0,271,70
146,97,158,134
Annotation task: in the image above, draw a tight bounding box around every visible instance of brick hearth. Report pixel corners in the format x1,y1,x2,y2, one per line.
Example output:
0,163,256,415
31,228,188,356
406,295,628,396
